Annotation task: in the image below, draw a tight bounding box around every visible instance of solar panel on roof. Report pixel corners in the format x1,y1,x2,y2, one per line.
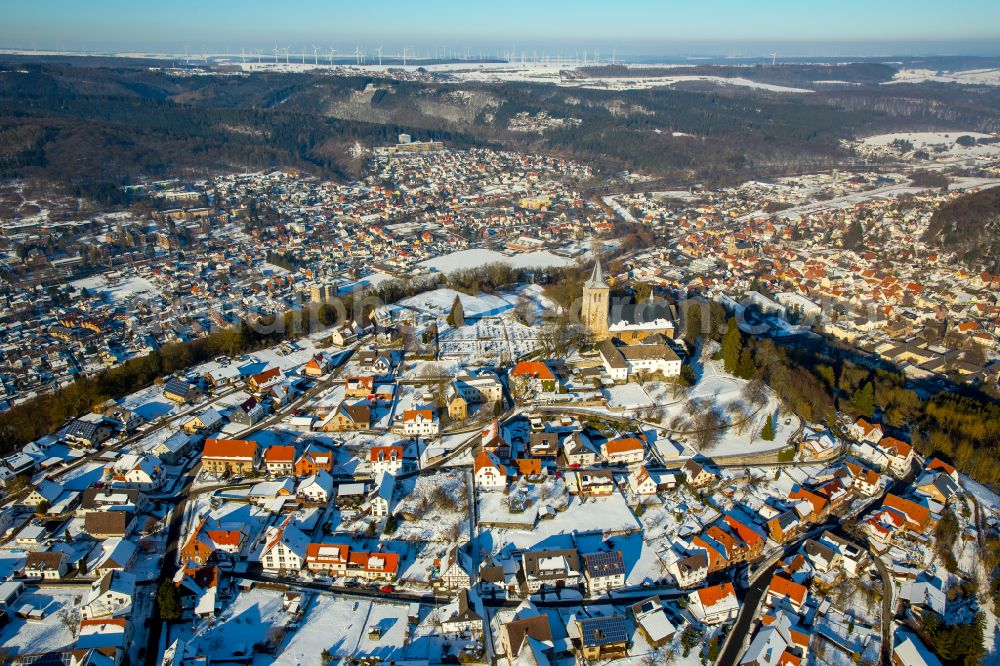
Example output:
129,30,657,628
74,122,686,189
584,551,625,577
579,615,629,646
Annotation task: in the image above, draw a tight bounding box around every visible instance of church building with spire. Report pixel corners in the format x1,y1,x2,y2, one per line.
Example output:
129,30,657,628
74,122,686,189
581,260,610,340
580,259,675,343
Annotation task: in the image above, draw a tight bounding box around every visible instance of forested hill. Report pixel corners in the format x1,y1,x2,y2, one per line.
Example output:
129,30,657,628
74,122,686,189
2,59,1000,199
923,187,1000,272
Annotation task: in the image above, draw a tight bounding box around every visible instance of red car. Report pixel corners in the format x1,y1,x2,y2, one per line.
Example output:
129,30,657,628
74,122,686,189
380,584,395,593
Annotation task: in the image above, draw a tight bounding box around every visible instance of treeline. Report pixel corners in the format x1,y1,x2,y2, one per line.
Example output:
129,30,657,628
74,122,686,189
922,186,1000,271
0,258,591,454
690,311,1000,488
575,62,898,86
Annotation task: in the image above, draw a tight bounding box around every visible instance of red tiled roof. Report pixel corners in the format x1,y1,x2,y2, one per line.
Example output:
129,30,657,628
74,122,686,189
203,438,258,461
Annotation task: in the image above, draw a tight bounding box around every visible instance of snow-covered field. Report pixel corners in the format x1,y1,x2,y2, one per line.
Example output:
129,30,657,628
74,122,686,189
419,248,574,274
70,274,159,302
889,67,1000,86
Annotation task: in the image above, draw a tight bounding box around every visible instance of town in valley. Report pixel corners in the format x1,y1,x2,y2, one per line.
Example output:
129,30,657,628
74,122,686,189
0,4,999,666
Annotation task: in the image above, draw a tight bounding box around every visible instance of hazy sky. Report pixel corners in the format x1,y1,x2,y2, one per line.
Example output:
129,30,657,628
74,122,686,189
3,1,1000,56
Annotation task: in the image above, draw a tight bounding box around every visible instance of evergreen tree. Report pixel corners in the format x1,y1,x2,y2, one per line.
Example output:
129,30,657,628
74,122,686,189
761,413,776,441
447,295,465,328
156,580,182,622
851,381,875,418
736,347,755,379
722,317,741,374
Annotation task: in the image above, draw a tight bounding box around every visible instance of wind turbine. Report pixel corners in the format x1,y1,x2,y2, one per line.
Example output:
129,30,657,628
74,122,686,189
770,52,778,66
329,47,336,65
312,45,319,65
273,45,279,63
376,46,383,66
284,47,290,65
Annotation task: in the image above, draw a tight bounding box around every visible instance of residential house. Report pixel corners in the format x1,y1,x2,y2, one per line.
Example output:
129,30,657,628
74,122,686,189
64,416,114,448
628,466,659,496
104,453,165,491
345,376,375,399
600,337,681,382
527,432,560,460
601,437,645,465
264,445,296,477
688,582,739,625
81,570,136,620
683,459,717,488
231,396,269,427
520,548,582,593
85,511,136,539
571,470,615,497
294,447,333,477
562,432,598,467
323,402,371,431
877,437,915,477
440,589,483,636
370,473,396,518
401,409,439,438
90,538,138,577
163,377,200,404
202,438,259,475
248,367,282,393
499,614,552,659
148,432,194,465
370,445,405,476
305,543,350,576
847,418,884,444
297,470,334,503
260,517,309,575
22,551,69,580
347,550,400,581
182,408,224,435
582,550,626,596
77,488,147,516
474,451,507,491
511,361,558,393
439,546,471,589
577,615,629,661
630,596,677,648
765,575,809,614
669,551,709,588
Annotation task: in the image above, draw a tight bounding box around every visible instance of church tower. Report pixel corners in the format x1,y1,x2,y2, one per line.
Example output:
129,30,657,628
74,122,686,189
581,259,610,340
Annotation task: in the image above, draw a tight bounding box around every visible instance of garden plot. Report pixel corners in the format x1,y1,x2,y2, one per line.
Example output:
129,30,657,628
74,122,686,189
0,588,83,655
393,471,469,542
813,605,881,666
481,480,642,552
187,588,293,661
118,383,179,422
273,596,411,665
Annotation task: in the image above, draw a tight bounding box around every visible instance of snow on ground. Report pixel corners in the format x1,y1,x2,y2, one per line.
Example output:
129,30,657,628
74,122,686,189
274,595,411,664
480,485,641,553
60,461,105,491
419,248,574,274
0,551,28,578
602,383,654,410
393,470,469,542
71,274,159,302
0,587,82,655
119,383,178,421
889,67,1000,86
189,588,290,660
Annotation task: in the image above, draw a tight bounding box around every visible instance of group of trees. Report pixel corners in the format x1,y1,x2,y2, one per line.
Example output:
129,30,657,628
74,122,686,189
684,301,1000,489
